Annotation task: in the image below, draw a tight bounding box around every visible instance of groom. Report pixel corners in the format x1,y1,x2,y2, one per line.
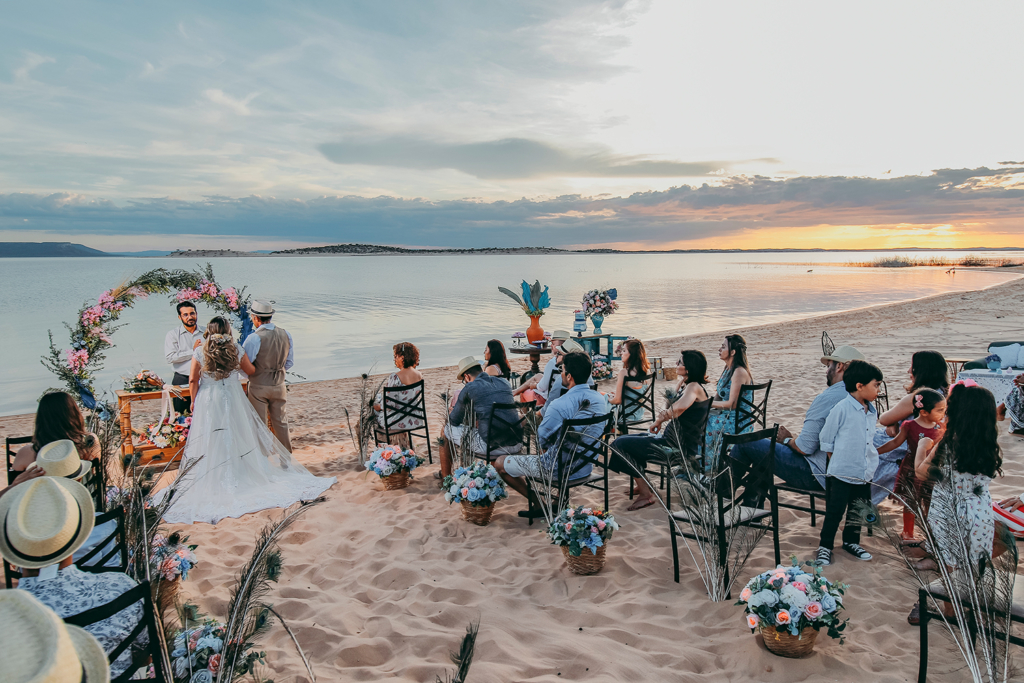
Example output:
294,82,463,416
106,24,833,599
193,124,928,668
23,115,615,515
241,299,295,452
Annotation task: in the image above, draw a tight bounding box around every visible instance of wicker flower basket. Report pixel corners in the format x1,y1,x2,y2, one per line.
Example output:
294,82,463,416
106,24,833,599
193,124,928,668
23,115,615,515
759,625,819,658
380,471,411,490
561,543,607,575
460,501,495,526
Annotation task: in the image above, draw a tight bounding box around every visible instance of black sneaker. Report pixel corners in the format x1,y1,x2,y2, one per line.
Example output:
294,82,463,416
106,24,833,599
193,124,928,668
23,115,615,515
815,546,832,566
842,543,873,561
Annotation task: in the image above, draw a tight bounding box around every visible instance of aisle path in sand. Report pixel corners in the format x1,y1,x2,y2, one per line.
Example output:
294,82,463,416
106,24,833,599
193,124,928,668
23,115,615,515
2,271,1022,681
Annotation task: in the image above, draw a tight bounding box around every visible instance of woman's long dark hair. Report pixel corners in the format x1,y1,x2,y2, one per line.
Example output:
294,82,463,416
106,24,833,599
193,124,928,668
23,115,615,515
907,350,949,394
725,334,751,377
623,339,650,377
936,383,1001,478
486,339,511,378
33,391,87,451
680,350,709,385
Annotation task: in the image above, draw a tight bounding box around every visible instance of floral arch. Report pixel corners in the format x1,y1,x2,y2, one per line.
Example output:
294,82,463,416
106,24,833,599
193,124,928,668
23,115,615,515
43,264,252,411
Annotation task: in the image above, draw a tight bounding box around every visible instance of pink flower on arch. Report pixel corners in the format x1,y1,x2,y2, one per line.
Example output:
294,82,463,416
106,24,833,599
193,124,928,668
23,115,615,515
176,288,200,302
66,349,89,372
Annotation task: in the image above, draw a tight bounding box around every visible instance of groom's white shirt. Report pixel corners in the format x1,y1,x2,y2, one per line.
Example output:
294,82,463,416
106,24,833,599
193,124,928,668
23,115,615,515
242,323,295,371
165,324,205,375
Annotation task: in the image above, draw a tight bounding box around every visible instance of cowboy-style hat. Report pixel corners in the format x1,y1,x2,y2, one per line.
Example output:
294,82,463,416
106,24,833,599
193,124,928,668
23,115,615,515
0,590,110,683
249,299,275,316
559,339,585,355
455,356,482,379
34,441,91,480
550,330,571,341
0,478,95,570
821,345,866,365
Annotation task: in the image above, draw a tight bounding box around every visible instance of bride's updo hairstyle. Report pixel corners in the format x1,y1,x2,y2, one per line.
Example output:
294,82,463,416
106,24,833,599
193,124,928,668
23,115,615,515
202,316,239,380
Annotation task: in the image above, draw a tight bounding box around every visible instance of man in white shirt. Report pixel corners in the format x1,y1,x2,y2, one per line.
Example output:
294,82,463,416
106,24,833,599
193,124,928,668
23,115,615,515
163,301,204,413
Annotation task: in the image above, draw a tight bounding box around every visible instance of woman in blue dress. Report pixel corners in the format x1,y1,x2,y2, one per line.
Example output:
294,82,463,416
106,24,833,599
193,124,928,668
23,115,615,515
704,334,753,470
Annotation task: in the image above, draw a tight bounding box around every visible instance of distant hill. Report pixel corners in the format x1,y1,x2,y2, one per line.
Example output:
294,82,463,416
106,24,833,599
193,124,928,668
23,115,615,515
273,243,569,255
0,242,113,258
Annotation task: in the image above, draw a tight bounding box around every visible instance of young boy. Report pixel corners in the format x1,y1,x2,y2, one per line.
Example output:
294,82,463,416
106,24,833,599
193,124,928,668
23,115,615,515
815,359,884,566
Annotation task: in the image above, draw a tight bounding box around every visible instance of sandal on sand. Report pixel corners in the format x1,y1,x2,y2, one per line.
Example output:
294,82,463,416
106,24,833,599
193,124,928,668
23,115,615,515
627,498,656,512
908,602,921,625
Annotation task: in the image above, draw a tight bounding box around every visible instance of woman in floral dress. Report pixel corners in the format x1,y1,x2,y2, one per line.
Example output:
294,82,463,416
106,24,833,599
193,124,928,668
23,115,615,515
704,335,753,470
374,342,425,447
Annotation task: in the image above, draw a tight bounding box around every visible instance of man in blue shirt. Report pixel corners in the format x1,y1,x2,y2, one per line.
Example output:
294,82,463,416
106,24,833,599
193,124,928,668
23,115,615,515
496,352,609,501
726,345,866,507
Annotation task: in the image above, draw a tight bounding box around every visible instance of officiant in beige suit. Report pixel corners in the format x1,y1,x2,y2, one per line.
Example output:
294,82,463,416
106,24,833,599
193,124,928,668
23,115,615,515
241,299,295,452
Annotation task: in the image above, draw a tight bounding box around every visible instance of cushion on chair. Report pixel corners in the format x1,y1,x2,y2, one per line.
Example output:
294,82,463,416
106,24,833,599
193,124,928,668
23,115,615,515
671,505,770,527
990,344,1022,369
925,579,1024,619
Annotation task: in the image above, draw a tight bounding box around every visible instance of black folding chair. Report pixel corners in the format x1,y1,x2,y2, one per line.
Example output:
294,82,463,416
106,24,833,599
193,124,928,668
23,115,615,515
525,412,614,525
616,373,656,434
917,579,1024,683
669,427,781,586
6,434,32,485
375,379,433,463
64,580,168,683
81,458,106,512
734,381,772,434
5,505,129,589
875,379,890,415
477,401,535,464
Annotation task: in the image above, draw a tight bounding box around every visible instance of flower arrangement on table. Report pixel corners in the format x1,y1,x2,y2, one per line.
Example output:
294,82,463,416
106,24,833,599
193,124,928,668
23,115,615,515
499,280,551,317
142,412,191,449
511,331,527,346
581,288,618,319
737,558,848,653
152,531,198,581
443,461,508,506
123,369,164,393
591,355,612,381
986,353,1003,371
548,505,619,556
365,444,419,489
170,613,266,683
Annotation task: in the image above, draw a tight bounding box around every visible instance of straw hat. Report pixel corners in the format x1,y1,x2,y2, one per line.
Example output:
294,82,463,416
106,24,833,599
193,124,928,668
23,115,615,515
0,590,110,683
455,356,482,378
250,299,275,315
560,339,585,355
0,478,95,569
550,330,571,340
34,441,90,480
821,345,865,365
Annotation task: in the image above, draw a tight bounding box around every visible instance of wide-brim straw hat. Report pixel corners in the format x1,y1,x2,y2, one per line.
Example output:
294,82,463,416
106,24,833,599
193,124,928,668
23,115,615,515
250,299,275,315
0,478,95,569
550,330,571,340
560,339,585,355
455,356,482,378
34,440,90,480
821,345,866,365
0,590,110,683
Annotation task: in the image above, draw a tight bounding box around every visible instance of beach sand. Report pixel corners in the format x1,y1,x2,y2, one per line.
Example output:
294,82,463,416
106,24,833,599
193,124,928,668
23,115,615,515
3,272,1023,682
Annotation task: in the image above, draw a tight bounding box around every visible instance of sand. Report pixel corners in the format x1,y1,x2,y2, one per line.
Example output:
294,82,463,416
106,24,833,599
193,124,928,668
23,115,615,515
3,271,1023,682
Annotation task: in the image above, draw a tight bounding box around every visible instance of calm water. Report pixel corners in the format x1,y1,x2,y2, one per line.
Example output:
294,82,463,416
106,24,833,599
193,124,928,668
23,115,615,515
1,252,1020,415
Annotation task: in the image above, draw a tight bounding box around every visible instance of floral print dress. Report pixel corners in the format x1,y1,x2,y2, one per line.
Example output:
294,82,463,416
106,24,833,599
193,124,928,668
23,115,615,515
703,367,752,470
375,372,425,431
929,468,993,569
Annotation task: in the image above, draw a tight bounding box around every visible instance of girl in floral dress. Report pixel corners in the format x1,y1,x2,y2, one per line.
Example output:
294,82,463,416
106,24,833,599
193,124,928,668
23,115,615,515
704,335,753,470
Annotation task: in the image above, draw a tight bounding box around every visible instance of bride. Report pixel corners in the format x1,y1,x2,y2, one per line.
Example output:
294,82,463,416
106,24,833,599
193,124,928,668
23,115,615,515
158,317,335,524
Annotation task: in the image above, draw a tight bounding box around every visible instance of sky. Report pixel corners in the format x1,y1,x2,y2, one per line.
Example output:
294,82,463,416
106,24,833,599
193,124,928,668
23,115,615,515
1,0,1023,251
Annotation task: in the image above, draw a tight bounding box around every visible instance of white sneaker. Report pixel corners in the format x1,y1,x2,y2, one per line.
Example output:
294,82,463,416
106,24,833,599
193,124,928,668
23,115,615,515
843,543,872,561
815,546,832,566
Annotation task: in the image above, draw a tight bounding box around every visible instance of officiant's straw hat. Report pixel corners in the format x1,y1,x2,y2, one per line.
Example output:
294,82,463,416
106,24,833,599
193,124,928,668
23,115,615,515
0,591,110,683
250,299,275,316
456,356,482,378
551,330,571,340
33,440,90,480
821,345,865,365
0,478,95,569
560,339,585,355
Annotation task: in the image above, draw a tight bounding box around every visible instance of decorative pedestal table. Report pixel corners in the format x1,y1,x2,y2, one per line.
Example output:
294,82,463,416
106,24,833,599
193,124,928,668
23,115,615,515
510,345,552,382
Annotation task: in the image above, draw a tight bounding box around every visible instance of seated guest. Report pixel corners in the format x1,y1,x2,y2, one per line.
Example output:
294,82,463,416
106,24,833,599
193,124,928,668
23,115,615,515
513,330,572,405
726,345,866,507
0,590,111,683
483,339,512,381
607,350,713,510
878,350,949,435
13,392,100,474
704,335,754,464
608,339,651,425
373,342,425,449
0,478,144,678
495,352,609,501
440,357,523,477
996,372,1024,435
540,339,596,411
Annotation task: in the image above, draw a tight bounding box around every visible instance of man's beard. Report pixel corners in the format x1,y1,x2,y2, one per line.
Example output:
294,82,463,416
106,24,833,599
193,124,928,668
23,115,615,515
826,366,838,387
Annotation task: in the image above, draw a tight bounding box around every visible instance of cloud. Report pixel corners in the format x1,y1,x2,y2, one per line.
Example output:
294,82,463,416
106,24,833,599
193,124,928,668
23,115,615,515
203,89,257,115
2,167,1023,248
319,135,763,179
12,52,55,82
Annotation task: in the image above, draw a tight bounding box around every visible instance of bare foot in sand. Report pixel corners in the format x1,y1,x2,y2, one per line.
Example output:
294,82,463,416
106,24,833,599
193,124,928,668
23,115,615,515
627,496,657,512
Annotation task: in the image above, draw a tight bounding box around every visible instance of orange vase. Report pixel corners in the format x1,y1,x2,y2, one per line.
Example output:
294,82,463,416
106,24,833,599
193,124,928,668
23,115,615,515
526,315,545,343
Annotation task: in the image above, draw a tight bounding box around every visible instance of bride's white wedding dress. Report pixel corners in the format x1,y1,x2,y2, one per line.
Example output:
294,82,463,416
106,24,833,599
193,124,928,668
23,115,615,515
159,366,335,525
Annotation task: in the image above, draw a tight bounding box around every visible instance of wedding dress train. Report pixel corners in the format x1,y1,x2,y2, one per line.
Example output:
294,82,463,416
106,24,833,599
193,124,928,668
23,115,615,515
159,374,335,525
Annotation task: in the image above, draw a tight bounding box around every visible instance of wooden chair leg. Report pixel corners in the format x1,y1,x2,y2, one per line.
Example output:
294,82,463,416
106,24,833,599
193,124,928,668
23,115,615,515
918,588,929,683
810,494,817,527
670,519,680,583
629,477,634,500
